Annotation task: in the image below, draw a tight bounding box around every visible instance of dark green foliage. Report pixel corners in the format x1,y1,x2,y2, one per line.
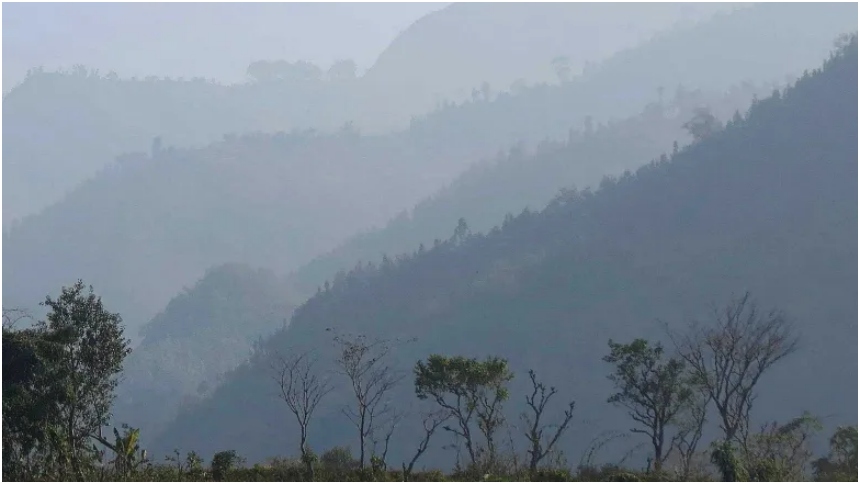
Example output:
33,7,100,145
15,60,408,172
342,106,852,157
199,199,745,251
415,355,514,471
813,426,859,482
319,446,359,478
603,339,690,472
3,281,132,481
211,450,243,481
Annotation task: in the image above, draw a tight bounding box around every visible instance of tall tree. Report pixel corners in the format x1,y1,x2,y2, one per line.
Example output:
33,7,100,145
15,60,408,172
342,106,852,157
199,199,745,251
669,292,799,449
414,355,513,472
270,350,332,479
39,280,132,480
602,339,691,472
333,333,403,469
520,369,575,475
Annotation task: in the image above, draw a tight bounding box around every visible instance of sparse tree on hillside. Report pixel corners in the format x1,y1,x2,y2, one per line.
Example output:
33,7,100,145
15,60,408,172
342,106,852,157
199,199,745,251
327,59,357,82
603,339,691,473
551,56,572,83
683,107,722,141
669,292,799,449
270,350,332,479
414,355,513,472
520,369,576,475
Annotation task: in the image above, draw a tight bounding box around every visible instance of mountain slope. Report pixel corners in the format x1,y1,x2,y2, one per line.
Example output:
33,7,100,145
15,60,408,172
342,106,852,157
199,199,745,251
153,38,857,465
5,4,854,338
112,263,294,439
363,3,732,100
5,3,853,223
359,2,855,132
289,81,768,293
2,125,494,337
109,77,765,445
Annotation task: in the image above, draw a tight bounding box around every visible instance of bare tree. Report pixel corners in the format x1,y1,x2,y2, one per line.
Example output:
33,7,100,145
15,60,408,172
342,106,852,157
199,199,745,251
521,370,575,475
2,307,34,329
371,407,403,471
333,333,404,469
671,386,710,480
669,292,799,449
270,350,332,479
402,409,449,481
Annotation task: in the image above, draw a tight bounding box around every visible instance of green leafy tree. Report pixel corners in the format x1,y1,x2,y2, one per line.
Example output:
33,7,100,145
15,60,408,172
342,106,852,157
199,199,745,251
603,339,691,472
2,320,71,479
39,280,132,479
813,425,857,481
211,450,243,481
92,424,148,478
743,412,822,481
414,355,513,472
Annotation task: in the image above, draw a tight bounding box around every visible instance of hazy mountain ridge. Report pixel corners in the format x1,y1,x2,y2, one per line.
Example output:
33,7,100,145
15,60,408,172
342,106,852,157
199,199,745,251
151,38,857,466
2,125,499,338
4,3,853,224
289,81,770,293
361,3,736,122
11,3,840,340
112,263,295,442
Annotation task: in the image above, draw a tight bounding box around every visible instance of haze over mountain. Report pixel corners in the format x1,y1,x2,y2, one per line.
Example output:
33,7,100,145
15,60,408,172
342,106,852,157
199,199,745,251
112,263,295,441
109,80,769,443
4,2,855,344
153,39,858,466
2,2,444,88
360,2,736,122
3,3,857,481
7,2,852,224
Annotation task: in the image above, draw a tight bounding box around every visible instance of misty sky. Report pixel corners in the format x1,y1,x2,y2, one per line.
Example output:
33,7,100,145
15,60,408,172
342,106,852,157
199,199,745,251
2,2,446,88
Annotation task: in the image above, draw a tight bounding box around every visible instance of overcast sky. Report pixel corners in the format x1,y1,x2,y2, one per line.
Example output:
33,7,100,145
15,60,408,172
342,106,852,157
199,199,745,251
2,2,446,88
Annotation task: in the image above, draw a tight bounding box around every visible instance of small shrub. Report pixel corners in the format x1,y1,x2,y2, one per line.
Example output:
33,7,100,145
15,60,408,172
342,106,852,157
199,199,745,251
210,450,242,481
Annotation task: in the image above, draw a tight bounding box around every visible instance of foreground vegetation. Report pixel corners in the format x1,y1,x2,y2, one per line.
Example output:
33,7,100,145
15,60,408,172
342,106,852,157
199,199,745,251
3,282,857,481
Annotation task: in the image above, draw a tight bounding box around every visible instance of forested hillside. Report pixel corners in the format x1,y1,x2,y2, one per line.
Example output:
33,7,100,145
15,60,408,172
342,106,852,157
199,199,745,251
290,82,767,292
111,264,294,440
3,3,853,223
5,9,802,340
153,37,857,472
2,123,498,338
103,81,766,441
